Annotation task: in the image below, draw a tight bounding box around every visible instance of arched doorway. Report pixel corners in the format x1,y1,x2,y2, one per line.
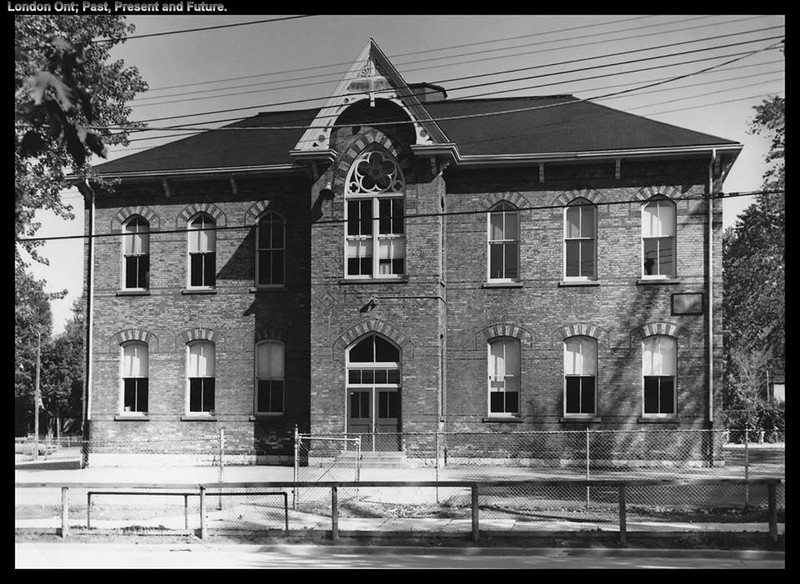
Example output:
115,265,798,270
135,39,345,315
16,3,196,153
346,333,401,451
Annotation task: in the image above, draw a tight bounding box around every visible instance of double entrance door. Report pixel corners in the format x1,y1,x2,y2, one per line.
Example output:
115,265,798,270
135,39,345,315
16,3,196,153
347,387,401,452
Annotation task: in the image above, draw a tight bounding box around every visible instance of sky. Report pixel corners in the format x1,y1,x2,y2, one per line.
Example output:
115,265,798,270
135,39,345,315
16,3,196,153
18,13,785,335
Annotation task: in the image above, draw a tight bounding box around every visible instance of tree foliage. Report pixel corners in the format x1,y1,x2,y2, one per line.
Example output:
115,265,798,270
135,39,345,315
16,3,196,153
14,15,148,265
41,294,86,434
722,95,785,425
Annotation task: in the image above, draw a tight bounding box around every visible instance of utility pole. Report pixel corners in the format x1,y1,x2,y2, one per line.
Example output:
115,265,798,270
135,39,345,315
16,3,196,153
33,328,41,460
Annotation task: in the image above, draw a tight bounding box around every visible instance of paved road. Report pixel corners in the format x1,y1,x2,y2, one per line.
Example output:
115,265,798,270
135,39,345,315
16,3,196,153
15,543,785,569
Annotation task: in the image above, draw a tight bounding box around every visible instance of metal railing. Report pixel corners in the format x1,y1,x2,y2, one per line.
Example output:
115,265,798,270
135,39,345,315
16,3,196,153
14,478,784,545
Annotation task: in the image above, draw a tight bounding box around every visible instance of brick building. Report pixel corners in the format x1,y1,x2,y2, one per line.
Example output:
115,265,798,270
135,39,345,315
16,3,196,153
82,40,741,465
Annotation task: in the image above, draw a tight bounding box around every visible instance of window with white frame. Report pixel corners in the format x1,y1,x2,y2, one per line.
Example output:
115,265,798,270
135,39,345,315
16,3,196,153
345,149,405,278
121,341,148,414
641,198,676,278
187,340,215,414
488,202,520,281
563,336,597,416
188,214,216,288
642,335,677,416
255,340,284,414
256,212,285,286
564,199,596,279
122,216,150,290
487,337,520,415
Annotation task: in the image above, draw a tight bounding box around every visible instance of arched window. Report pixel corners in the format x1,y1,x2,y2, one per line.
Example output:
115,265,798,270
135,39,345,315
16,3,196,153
563,336,597,416
256,212,285,286
122,215,150,290
255,341,284,414
345,149,405,279
187,340,215,414
488,202,519,282
487,337,520,416
641,198,676,278
120,341,148,414
188,213,216,288
642,335,677,416
564,198,596,280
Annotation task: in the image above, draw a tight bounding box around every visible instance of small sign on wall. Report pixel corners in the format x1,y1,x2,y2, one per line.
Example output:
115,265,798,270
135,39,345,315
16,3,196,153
671,292,704,315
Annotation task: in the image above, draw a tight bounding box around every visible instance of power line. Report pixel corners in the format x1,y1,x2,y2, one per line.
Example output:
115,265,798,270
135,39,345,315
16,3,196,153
115,58,785,147
129,31,784,125
134,15,741,104
142,15,663,93
90,15,315,44
89,38,782,137
16,190,784,243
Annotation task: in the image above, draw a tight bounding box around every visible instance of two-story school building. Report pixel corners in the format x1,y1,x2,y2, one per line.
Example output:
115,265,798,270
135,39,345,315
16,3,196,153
80,40,742,465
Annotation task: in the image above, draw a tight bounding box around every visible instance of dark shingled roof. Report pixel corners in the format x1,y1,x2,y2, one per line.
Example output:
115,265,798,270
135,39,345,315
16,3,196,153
93,95,739,176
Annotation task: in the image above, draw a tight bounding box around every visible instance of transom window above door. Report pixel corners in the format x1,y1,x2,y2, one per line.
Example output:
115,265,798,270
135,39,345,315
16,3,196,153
347,334,401,385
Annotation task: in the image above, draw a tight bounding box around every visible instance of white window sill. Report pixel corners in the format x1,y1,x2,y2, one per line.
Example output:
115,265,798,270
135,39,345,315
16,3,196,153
116,289,150,296
338,276,409,285
482,281,523,289
482,416,524,423
182,288,217,295
558,280,600,287
637,416,679,423
181,415,218,422
636,278,680,285
560,416,602,423
249,285,286,293
114,414,150,421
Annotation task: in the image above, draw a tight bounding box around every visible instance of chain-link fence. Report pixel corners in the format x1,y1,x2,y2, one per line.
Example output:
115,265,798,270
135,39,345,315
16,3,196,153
16,428,785,535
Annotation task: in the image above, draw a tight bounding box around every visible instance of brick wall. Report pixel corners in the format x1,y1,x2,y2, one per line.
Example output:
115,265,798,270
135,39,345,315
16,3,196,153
86,175,312,463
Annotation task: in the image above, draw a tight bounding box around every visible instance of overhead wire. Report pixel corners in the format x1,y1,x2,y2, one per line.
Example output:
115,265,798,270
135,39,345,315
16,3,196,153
128,30,784,125
16,189,785,243
133,14,741,104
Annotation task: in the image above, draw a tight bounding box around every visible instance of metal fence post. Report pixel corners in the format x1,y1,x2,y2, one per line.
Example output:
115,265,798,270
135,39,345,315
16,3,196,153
435,429,440,504
331,486,339,542
61,487,69,539
293,426,299,510
199,486,207,539
768,480,778,543
744,427,750,508
618,484,627,547
585,429,591,509
471,484,479,543
218,428,224,511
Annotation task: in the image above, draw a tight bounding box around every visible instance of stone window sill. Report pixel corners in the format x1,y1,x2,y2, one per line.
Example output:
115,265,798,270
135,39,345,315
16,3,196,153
338,276,409,285
636,278,681,286
559,416,602,423
182,288,217,295
482,416,524,423
637,416,679,424
249,285,286,293
482,282,523,289
181,415,217,422
116,290,150,296
114,415,150,421
558,280,600,287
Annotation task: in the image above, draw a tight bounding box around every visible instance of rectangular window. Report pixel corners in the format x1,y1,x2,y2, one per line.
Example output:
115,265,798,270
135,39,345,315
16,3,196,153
125,255,149,289
256,342,284,414
563,336,597,416
564,203,596,279
123,378,149,413
488,204,520,281
121,342,148,414
257,214,285,286
190,253,216,287
643,376,675,414
642,201,676,278
488,338,520,415
346,197,405,279
189,378,215,412
565,377,596,414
